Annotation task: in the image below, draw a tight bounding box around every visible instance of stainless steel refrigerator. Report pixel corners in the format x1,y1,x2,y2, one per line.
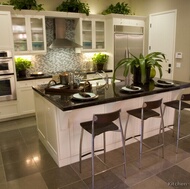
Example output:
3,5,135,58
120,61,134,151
114,27,144,82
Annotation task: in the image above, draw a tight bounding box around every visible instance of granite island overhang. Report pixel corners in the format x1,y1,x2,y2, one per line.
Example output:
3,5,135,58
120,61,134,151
32,79,190,167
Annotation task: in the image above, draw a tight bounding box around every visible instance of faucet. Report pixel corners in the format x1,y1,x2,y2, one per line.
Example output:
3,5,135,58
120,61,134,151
95,70,109,85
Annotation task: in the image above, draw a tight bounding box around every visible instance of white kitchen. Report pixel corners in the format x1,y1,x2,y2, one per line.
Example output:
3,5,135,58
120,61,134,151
0,1,190,189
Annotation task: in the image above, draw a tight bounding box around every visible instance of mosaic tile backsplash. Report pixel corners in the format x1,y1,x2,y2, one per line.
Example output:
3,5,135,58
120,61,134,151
31,18,83,74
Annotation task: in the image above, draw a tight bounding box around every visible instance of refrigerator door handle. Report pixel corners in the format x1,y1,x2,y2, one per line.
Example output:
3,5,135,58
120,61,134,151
125,48,129,58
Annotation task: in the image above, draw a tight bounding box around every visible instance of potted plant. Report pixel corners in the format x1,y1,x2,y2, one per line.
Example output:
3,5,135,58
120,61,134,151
1,0,44,10
15,57,32,78
56,0,90,16
102,2,131,15
113,52,166,85
92,53,109,71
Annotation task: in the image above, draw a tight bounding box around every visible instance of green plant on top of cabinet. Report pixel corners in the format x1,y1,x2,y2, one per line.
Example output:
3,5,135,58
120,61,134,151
0,0,44,10
81,18,105,51
102,2,132,15
56,0,90,16
12,15,46,55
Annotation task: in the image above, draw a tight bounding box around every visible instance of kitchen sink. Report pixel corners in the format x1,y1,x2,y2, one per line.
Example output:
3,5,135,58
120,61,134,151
81,78,122,87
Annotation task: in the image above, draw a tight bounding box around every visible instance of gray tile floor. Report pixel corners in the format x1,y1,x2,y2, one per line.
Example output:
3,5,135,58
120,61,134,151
0,111,190,189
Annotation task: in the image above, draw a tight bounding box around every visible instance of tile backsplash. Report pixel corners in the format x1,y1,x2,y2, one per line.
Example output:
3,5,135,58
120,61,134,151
31,18,83,74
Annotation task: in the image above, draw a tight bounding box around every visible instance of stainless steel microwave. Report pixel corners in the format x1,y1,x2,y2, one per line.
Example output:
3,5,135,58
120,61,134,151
0,50,14,74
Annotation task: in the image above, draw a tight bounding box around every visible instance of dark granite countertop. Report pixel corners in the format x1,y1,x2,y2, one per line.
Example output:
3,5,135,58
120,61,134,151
32,79,190,111
17,74,52,81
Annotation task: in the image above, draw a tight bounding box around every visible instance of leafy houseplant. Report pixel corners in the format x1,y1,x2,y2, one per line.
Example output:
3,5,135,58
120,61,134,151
113,52,166,85
92,53,109,71
56,0,90,16
15,57,32,78
1,0,44,10
102,2,131,15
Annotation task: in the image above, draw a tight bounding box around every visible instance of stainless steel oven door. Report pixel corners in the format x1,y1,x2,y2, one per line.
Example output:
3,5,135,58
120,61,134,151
0,57,14,74
0,74,16,101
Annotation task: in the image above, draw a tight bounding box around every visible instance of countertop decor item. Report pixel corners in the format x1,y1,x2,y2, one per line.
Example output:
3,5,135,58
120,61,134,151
113,52,166,85
102,2,131,15
15,57,32,78
0,0,44,10
56,0,90,16
92,53,109,71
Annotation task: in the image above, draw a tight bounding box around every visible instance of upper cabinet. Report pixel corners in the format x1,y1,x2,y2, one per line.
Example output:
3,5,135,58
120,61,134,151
12,15,47,55
0,11,14,49
76,17,106,52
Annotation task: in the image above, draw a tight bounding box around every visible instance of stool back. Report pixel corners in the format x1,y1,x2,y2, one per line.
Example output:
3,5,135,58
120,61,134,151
143,99,163,110
181,94,190,101
93,109,121,125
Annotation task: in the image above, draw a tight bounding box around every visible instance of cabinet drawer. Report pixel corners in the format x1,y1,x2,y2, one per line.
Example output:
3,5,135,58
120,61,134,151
17,80,35,88
35,78,51,86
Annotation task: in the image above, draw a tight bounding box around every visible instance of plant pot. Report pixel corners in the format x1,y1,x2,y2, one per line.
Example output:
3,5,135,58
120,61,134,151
18,70,26,78
96,64,104,71
133,67,150,85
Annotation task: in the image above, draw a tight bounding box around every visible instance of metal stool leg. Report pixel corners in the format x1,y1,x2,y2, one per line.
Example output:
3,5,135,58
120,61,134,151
124,114,130,141
79,128,84,173
176,108,181,153
119,117,127,178
139,119,144,169
158,105,166,142
160,107,165,158
103,133,106,162
92,135,95,189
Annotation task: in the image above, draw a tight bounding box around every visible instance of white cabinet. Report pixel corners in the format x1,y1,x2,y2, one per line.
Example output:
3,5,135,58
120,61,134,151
0,101,19,120
17,80,35,115
17,78,51,115
79,18,105,51
12,15,46,55
0,11,14,49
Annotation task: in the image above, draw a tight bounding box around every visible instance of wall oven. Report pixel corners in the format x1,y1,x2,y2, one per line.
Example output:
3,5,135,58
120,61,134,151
0,50,14,74
0,50,17,102
0,74,16,101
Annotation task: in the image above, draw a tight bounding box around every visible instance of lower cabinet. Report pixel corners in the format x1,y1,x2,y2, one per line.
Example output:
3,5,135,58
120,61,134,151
0,100,19,120
17,78,51,115
17,80,36,115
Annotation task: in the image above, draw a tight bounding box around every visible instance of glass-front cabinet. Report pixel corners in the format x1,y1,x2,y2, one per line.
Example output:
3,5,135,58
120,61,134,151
12,15,46,54
81,19,105,51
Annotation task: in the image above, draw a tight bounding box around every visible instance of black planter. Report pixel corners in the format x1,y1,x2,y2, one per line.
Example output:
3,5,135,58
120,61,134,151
133,66,150,85
96,64,104,71
18,70,26,78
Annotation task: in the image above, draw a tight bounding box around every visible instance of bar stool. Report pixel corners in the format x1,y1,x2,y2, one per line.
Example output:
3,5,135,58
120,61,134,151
160,93,190,153
125,99,165,168
79,109,126,189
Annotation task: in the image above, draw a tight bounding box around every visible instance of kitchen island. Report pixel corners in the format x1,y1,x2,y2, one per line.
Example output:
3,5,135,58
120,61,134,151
33,79,190,167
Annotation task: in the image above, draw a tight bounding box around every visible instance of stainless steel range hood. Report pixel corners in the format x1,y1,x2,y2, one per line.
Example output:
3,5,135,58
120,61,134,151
49,18,82,49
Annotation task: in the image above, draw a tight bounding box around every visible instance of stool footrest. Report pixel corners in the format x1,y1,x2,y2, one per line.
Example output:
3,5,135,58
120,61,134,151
81,148,104,158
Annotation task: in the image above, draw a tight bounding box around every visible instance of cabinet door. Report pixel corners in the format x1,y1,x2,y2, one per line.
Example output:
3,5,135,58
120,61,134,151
0,11,14,49
12,17,28,52
17,80,35,114
12,15,46,54
82,20,92,49
0,101,18,119
82,19,105,51
95,21,105,49
29,17,46,52
18,87,35,114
